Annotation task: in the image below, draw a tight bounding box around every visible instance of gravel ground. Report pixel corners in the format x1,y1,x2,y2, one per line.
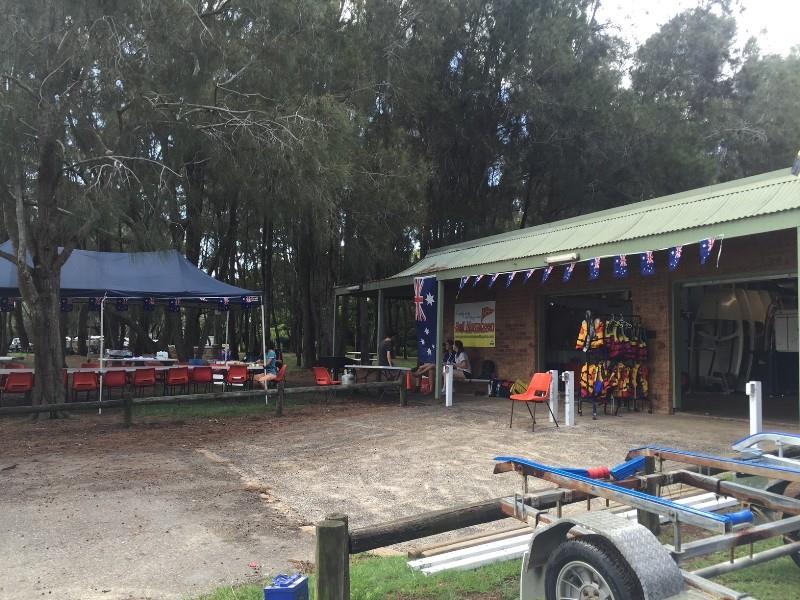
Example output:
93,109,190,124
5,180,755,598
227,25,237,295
1,393,796,599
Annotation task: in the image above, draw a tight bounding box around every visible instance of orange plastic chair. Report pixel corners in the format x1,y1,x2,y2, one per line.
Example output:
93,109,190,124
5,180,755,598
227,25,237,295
71,371,99,402
103,370,127,399
190,366,213,393
313,367,340,386
225,365,249,390
132,368,157,396
0,371,34,406
164,366,190,395
509,372,559,431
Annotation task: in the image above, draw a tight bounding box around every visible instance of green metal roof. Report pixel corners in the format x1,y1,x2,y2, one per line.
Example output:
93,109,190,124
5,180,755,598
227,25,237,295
389,167,800,282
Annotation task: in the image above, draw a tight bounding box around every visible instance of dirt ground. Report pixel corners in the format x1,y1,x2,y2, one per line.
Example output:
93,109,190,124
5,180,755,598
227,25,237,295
1,393,798,600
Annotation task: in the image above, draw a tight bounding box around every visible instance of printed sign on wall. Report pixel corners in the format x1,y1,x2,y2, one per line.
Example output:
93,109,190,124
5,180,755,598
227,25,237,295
454,301,496,348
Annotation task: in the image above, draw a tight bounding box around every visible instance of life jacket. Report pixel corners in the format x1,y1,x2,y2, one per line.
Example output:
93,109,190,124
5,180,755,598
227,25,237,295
638,365,649,399
580,363,596,398
638,329,648,362
590,318,605,349
576,320,589,351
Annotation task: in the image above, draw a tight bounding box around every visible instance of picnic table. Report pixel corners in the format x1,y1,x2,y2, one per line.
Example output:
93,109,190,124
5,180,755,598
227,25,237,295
345,364,411,383
101,356,177,365
0,356,14,363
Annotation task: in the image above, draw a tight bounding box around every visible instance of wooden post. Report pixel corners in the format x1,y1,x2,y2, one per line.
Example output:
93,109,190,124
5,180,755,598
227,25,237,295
315,519,349,600
637,456,660,534
122,391,133,428
326,513,350,597
276,381,285,417
399,378,407,407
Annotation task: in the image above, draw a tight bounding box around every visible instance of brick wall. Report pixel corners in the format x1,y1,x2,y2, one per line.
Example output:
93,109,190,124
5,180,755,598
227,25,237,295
441,229,797,414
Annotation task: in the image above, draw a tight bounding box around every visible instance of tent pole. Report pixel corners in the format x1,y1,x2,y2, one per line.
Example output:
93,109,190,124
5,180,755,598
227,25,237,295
98,296,105,414
332,293,337,356
261,295,268,405
224,308,230,361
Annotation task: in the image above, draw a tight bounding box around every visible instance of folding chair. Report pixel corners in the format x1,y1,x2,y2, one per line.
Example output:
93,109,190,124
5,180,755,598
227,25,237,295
509,372,559,432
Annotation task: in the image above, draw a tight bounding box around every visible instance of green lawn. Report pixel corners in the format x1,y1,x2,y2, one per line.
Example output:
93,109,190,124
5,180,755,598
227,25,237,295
197,537,800,600
197,554,519,600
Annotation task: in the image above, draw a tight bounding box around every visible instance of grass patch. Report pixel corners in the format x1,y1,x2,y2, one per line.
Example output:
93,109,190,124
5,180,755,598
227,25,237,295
197,554,520,600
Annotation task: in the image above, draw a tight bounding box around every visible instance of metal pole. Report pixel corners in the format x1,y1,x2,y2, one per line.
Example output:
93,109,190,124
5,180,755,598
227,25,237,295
376,289,384,359
434,278,444,399
224,306,229,361
261,294,268,405
548,369,559,423
445,364,453,407
562,370,575,426
99,296,105,414
747,381,763,436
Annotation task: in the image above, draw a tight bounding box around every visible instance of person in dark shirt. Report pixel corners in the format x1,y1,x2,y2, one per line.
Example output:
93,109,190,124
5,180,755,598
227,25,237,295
379,333,400,381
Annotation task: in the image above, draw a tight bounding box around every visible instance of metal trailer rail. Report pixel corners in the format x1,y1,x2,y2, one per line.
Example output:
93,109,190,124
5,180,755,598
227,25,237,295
495,438,800,600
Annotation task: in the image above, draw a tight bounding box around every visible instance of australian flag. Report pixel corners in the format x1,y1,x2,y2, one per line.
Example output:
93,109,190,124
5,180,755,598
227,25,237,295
459,276,469,291
668,246,683,272
542,265,554,283
168,298,181,313
614,255,628,279
487,273,501,288
472,274,484,287
88,297,102,312
143,297,155,312
414,277,438,363
524,268,536,283
640,251,655,276
60,299,74,313
562,262,575,282
700,238,716,265
0,298,13,313
588,258,601,280
116,298,129,312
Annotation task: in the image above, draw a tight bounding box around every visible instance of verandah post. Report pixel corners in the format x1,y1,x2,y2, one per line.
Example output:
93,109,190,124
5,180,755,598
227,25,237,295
315,517,349,600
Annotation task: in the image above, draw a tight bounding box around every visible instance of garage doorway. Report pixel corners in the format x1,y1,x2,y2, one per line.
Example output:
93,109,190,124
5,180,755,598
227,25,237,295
677,277,798,420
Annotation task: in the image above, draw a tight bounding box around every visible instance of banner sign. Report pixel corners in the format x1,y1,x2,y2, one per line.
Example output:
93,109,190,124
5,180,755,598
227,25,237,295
454,301,496,348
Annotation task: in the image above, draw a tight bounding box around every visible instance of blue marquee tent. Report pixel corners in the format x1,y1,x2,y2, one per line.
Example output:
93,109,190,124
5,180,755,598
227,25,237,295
0,240,259,299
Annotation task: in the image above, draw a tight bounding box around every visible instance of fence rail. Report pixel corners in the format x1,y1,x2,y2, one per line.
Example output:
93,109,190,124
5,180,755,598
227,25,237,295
0,379,406,425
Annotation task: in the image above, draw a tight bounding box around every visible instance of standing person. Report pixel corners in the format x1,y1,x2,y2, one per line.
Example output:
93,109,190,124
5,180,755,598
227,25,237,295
379,333,399,380
254,341,279,387
452,340,472,380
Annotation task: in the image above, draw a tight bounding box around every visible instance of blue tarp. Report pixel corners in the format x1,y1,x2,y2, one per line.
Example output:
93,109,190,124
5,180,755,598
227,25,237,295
0,240,259,299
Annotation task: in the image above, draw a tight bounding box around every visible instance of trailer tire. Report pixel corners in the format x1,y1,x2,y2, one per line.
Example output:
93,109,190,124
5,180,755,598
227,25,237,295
544,536,644,600
780,481,800,568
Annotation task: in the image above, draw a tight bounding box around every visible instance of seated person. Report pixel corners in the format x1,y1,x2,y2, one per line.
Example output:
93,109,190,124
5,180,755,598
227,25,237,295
253,342,279,387
451,340,472,380
415,339,455,387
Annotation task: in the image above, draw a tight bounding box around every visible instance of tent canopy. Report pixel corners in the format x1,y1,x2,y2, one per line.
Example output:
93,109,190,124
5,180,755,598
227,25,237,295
0,241,259,299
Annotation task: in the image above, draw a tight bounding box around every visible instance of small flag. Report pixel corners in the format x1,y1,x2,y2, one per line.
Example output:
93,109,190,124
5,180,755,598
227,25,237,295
168,298,181,313
700,238,716,265
488,273,501,288
524,268,536,283
505,271,517,287
588,258,601,280
541,265,553,283
0,298,13,313
792,150,800,176
668,246,683,272
640,251,655,276
613,255,628,278
115,298,129,312
88,297,102,312
218,298,230,312
459,276,470,291
562,262,575,282
143,297,155,312
472,274,484,287
60,299,73,313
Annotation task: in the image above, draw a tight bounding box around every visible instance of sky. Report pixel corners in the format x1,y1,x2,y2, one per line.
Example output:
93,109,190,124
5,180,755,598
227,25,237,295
598,1,800,56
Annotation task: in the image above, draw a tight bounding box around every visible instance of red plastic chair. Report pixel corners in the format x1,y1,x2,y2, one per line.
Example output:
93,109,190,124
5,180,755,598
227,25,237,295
71,371,99,402
509,372,559,431
164,367,190,395
261,364,288,390
103,370,127,399
132,368,157,397
190,366,213,393
313,367,340,386
81,361,99,369
0,371,33,406
225,365,249,390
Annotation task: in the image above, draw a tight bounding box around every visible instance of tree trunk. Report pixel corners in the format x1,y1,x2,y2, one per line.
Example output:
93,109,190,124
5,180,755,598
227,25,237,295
13,303,29,351
29,269,66,406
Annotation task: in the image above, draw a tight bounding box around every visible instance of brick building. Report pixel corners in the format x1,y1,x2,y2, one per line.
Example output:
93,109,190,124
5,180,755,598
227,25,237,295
335,169,800,419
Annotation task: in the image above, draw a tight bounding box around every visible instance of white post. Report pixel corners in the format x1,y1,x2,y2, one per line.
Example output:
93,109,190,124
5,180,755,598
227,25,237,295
445,363,454,407
332,294,337,356
224,306,230,361
746,380,763,437
376,289,384,360
98,297,106,414
561,370,575,426
548,369,559,423
260,295,268,405
434,279,445,399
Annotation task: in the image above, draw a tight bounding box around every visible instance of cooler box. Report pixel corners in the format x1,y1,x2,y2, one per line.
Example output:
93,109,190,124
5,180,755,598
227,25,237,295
264,574,309,600
420,376,432,394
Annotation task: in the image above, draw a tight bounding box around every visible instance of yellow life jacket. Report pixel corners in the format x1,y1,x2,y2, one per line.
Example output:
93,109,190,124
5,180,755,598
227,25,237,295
576,319,589,351
590,318,605,349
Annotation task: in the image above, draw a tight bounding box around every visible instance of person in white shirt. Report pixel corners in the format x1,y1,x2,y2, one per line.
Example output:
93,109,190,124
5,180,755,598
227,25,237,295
452,340,472,380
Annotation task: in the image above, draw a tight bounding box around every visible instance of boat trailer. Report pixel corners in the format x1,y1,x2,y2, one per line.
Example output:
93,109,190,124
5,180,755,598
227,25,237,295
494,431,800,600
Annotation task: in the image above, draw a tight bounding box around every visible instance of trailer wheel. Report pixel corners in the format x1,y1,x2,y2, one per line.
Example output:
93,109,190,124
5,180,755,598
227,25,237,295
545,537,644,600
780,482,800,568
